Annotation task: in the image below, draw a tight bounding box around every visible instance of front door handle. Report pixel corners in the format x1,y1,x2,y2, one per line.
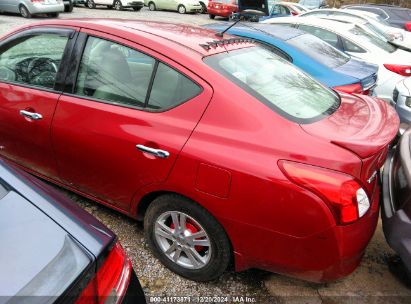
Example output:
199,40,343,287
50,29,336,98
136,144,170,158
20,110,43,120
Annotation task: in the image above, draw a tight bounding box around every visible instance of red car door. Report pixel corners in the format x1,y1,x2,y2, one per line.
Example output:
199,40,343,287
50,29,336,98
0,27,76,178
52,30,212,211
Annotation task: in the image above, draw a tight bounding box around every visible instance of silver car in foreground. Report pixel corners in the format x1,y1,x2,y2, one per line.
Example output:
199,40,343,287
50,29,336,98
0,0,64,18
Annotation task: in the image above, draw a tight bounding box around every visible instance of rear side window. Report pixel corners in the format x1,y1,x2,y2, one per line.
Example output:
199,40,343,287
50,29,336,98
0,183,7,200
0,33,69,89
342,37,366,53
75,36,201,111
348,26,396,53
147,63,202,110
204,46,340,124
287,34,349,68
298,25,340,49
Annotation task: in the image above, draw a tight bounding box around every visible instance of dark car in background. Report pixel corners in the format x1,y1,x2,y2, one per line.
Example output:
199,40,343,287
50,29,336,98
344,4,411,31
382,127,411,279
0,159,146,303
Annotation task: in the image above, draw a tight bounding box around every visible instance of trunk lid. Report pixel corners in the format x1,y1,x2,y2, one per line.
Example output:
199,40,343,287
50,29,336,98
301,93,399,195
0,190,91,301
334,59,378,90
300,93,399,160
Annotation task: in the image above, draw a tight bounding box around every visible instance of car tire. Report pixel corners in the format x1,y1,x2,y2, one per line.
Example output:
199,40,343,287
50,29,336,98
133,7,142,11
209,14,215,19
86,0,95,8
64,2,74,12
19,5,31,18
114,0,123,10
148,2,156,11
47,12,59,17
199,2,207,13
178,4,186,14
144,194,231,282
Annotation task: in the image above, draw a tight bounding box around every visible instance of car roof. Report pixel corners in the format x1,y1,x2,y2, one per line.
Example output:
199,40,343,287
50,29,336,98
9,19,255,57
265,16,356,30
246,23,306,40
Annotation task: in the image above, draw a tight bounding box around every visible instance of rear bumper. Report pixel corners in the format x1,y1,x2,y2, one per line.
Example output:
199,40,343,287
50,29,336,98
230,187,380,282
121,269,146,304
29,3,64,14
208,7,237,17
382,145,411,274
123,1,144,8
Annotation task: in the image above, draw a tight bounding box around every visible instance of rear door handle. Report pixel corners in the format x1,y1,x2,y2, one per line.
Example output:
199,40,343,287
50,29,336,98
20,110,43,120
136,144,170,158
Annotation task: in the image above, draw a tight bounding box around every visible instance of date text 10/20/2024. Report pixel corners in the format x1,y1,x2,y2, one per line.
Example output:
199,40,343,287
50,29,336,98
149,296,257,303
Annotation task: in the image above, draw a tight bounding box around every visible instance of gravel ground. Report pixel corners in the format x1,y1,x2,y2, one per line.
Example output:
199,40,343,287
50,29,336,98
1,6,411,303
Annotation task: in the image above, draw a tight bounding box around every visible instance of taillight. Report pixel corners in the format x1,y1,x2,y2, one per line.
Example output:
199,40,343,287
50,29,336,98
279,161,370,225
333,82,363,94
383,64,411,76
405,22,411,32
76,242,132,304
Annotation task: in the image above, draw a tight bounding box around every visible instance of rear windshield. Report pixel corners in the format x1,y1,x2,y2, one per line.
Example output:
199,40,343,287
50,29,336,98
349,25,397,53
287,34,350,68
204,46,340,124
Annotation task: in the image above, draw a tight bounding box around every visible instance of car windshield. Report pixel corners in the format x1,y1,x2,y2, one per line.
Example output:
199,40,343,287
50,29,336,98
349,25,396,53
363,21,391,40
287,34,350,68
204,46,340,123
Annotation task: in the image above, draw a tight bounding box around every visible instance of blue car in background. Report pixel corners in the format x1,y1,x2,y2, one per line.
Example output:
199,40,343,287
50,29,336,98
204,23,379,94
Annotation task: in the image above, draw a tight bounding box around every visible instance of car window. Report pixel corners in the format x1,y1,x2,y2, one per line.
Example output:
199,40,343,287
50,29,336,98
348,25,396,53
0,33,69,89
298,25,339,48
75,36,155,108
352,7,388,19
147,62,202,110
271,4,290,15
341,37,366,53
388,8,411,20
287,34,350,68
204,46,340,124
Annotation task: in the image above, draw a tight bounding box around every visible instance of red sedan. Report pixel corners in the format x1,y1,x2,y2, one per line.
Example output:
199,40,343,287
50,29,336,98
208,0,239,19
0,19,399,282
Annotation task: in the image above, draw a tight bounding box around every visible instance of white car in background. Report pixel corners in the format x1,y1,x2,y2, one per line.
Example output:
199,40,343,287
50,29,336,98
262,17,411,103
86,0,144,10
394,77,411,123
300,8,411,50
0,0,63,18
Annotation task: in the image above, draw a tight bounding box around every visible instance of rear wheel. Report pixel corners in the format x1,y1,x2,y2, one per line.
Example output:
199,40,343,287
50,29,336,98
144,195,231,281
199,2,207,13
114,0,123,10
178,4,186,14
148,2,156,11
209,14,215,19
19,5,31,18
64,2,74,12
86,0,95,8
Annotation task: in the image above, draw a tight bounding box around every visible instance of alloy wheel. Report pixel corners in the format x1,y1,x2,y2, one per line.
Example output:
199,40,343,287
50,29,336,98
154,211,212,269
